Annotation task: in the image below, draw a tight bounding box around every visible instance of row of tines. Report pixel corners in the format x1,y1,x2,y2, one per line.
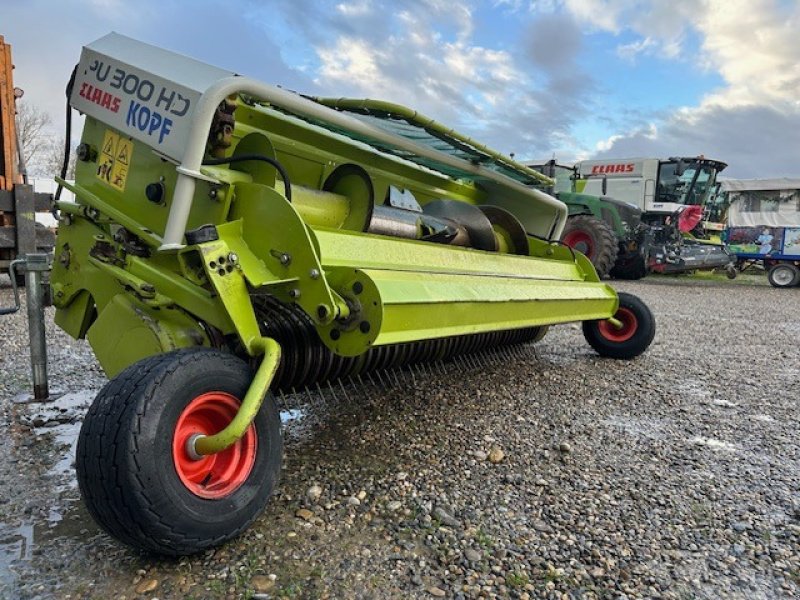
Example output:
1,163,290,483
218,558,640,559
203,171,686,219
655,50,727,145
254,296,541,393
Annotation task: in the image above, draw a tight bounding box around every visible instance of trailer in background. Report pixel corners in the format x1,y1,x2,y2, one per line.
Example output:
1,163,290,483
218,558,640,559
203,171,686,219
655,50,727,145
0,35,54,285
722,178,800,288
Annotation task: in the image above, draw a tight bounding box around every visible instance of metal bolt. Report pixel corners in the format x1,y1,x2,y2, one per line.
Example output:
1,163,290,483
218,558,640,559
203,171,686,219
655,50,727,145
309,268,320,280
228,252,239,265
76,143,95,162
289,288,301,299
270,249,292,266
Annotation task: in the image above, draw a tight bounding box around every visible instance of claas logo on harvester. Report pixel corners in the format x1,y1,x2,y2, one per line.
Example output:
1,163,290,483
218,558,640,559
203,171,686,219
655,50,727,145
590,163,635,174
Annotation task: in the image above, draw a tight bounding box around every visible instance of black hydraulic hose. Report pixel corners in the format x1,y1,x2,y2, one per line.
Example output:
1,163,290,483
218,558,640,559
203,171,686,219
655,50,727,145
202,154,292,202
53,66,77,218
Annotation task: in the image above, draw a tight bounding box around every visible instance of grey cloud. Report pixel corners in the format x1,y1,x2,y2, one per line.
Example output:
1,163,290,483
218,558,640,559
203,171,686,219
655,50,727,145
141,3,315,92
5,0,315,136
260,0,462,48
523,12,583,71
593,104,800,178
8,0,595,170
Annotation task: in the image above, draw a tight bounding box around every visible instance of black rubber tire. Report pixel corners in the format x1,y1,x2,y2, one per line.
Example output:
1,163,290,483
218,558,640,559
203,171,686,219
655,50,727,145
582,292,655,360
76,348,282,556
767,263,800,288
609,253,647,280
530,325,549,344
560,215,619,279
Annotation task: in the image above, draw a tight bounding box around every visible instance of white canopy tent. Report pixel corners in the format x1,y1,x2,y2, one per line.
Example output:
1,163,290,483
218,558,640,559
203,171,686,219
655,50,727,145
722,178,800,228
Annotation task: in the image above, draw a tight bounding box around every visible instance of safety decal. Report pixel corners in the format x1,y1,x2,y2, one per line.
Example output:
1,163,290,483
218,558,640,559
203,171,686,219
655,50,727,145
96,129,133,192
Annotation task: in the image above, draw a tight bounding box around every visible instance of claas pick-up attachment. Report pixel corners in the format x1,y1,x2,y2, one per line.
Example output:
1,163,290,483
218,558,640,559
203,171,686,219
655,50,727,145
51,34,655,555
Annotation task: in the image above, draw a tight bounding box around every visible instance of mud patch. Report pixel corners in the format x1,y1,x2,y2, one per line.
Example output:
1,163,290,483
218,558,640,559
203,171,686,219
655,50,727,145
603,415,668,440
689,436,738,452
0,523,32,593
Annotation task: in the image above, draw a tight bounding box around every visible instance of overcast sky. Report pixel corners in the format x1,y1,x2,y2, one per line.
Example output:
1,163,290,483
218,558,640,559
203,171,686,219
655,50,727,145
4,0,799,178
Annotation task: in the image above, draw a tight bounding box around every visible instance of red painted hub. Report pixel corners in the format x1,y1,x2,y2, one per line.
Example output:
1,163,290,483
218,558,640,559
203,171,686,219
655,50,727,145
597,307,638,343
172,392,257,499
562,230,594,258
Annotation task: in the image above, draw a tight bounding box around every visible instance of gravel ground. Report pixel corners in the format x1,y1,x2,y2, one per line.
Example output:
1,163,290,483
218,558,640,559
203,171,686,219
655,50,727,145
0,273,799,600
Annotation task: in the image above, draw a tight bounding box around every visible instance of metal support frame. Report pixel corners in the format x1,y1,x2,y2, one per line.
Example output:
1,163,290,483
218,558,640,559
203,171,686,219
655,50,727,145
0,185,54,269
1,253,52,400
24,254,51,400
0,258,22,315
159,77,568,250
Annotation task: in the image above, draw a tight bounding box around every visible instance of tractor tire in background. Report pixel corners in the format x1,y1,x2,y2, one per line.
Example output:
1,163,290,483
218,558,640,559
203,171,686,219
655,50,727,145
767,263,800,288
76,348,282,556
560,215,618,279
609,253,647,280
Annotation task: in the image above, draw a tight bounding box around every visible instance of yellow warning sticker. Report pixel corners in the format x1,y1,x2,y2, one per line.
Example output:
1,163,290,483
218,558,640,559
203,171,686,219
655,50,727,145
96,129,132,192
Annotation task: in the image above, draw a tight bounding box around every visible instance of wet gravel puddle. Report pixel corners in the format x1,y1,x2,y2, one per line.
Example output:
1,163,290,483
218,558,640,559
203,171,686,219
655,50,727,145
0,387,315,596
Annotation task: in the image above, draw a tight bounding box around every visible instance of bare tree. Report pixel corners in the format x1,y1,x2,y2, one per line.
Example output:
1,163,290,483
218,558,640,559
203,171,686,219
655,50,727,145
15,100,52,169
43,136,77,179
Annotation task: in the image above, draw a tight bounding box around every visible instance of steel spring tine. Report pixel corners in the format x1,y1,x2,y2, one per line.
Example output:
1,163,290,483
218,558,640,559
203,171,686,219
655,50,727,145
328,381,338,403
303,386,318,425
339,378,350,402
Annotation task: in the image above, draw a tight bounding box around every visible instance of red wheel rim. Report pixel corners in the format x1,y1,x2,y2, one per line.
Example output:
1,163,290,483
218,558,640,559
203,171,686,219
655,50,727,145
562,231,594,257
597,307,638,342
172,392,257,499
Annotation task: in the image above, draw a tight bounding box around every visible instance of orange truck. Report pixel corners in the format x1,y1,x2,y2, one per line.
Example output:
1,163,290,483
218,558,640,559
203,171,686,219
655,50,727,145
0,34,54,284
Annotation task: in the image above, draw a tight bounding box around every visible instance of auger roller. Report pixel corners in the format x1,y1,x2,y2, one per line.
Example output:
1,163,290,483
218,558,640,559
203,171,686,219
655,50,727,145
255,295,545,391
51,34,655,556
